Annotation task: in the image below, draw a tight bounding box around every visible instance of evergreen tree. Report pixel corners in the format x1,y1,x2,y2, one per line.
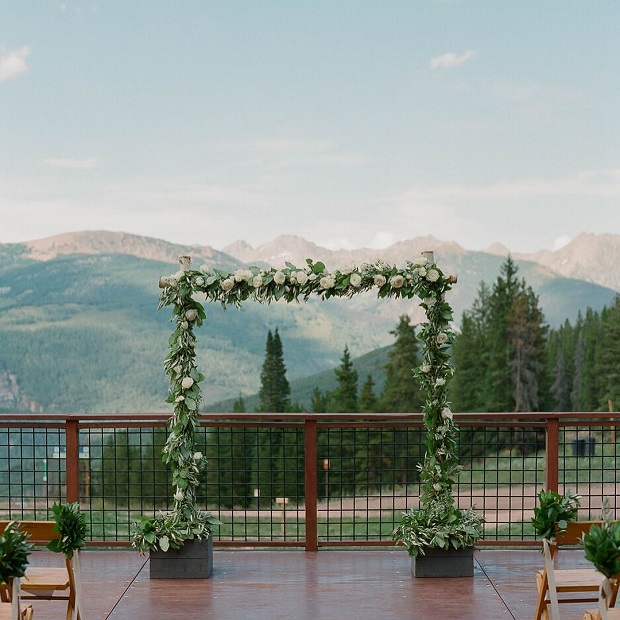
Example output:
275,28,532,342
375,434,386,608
595,297,620,410
380,315,422,413
258,328,290,413
452,257,549,456
359,375,379,413
329,346,358,413
255,328,301,503
452,282,491,412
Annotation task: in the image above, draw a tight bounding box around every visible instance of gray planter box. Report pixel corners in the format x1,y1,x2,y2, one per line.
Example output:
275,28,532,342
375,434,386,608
411,546,474,578
150,536,213,579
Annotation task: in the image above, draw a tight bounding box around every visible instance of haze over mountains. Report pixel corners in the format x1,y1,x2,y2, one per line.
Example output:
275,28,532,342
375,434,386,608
0,230,618,413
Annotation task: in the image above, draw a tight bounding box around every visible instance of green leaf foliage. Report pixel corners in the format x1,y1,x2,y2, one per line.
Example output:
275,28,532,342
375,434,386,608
0,522,32,585
46,502,88,559
582,501,620,578
531,489,580,541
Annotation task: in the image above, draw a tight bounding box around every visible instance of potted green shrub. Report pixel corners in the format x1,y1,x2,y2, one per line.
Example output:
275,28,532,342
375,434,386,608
47,501,88,558
582,501,620,578
531,489,581,541
0,521,32,592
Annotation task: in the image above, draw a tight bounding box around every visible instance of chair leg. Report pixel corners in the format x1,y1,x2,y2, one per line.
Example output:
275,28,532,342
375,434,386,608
535,570,550,620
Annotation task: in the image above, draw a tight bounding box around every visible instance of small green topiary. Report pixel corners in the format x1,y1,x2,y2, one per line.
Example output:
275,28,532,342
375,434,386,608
46,502,88,559
0,522,32,585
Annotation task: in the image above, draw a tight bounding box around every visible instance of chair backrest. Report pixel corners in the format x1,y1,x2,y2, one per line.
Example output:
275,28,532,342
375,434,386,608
543,538,561,620
556,520,603,546
0,521,59,546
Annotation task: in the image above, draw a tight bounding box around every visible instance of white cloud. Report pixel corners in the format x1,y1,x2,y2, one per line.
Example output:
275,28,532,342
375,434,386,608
0,46,30,82
429,50,477,70
43,157,98,169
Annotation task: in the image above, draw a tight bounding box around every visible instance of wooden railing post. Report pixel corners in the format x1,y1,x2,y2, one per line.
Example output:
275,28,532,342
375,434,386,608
545,415,559,492
304,418,318,552
65,416,80,503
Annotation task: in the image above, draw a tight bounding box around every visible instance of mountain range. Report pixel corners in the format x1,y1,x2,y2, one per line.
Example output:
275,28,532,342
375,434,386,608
0,230,617,413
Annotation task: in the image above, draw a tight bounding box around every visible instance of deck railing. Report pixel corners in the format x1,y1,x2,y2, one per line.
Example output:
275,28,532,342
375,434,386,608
1,412,618,550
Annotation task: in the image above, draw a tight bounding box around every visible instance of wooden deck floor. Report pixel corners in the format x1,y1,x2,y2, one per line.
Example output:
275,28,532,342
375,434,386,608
24,547,600,620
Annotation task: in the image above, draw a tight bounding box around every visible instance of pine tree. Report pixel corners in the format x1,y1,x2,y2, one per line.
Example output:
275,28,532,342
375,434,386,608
258,328,290,413
359,375,378,413
255,328,301,503
595,297,620,409
452,282,491,412
380,315,422,413
330,346,358,413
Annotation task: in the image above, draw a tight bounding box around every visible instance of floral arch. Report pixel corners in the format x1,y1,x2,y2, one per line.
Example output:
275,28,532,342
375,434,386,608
151,252,482,555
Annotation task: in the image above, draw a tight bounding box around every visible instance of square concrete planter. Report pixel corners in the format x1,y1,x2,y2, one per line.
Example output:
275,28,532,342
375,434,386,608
149,536,213,579
411,546,474,578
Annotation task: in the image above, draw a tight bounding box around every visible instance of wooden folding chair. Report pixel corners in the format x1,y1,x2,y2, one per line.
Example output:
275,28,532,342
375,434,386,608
534,521,619,620
0,578,34,620
584,578,620,620
0,521,81,620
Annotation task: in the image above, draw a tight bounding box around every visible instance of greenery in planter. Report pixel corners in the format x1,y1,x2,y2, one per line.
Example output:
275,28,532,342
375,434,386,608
0,522,32,586
582,500,620,578
46,502,88,559
531,489,581,541
151,251,483,559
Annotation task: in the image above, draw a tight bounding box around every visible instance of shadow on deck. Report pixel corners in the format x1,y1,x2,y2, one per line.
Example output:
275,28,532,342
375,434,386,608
26,547,598,620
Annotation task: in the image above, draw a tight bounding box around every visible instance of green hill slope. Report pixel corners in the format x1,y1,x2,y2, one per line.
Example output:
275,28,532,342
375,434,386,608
0,233,617,414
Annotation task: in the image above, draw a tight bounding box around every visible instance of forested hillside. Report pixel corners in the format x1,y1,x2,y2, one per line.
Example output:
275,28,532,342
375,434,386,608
0,231,618,414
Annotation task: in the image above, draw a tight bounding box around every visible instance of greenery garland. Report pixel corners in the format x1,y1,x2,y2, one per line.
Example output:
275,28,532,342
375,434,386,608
136,253,483,555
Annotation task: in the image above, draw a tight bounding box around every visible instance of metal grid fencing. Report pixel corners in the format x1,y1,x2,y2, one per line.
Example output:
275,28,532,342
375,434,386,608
1,413,620,549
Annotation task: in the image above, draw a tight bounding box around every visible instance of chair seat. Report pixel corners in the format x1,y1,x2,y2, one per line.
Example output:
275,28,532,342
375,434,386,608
20,566,70,597
0,601,33,620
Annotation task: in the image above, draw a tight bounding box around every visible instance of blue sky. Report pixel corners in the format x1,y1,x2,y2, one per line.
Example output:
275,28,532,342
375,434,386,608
1,1,619,253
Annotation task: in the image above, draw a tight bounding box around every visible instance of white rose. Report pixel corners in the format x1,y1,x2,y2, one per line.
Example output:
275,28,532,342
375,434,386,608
433,483,442,492
174,489,184,502
234,269,247,282
421,364,431,374
193,452,203,461
180,321,189,331
425,296,437,307
274,271,286,285
426,269,440,283
435,377,446,387
340,264,354,275
441,407,453,420
413,256,429,267
295,271,308,285
350,273,362,288
181,377,194,389
221,278,234,292
174,395,185,402
167,276,178,288
436,332,448,345
252,275,263,288
320,275,335,289
390,275,405,289
185,309,198,322
374,274,386,287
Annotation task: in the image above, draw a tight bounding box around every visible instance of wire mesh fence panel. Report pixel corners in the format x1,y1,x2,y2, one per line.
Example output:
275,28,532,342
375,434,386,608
457,421,546,542
559,423,620,519
317,422,424,543
0,425,65,521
